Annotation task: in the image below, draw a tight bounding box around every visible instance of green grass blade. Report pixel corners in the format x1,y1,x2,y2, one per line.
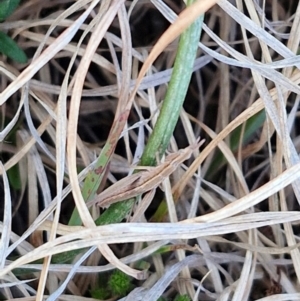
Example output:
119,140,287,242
0,0,20,21
140,10,203,166
63,0,203,262
0,31,27,63
207,109,266,179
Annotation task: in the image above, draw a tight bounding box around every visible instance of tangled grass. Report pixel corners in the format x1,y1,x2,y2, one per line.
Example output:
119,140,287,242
0,0,300,300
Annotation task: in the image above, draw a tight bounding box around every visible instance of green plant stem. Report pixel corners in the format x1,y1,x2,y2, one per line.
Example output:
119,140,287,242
63,0,203,262
141,10,203,166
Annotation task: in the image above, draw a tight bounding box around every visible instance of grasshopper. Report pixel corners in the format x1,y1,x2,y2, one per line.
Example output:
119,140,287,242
87,141,203,208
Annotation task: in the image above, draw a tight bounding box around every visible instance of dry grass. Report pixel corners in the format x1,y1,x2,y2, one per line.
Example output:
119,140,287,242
0,0,300,300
